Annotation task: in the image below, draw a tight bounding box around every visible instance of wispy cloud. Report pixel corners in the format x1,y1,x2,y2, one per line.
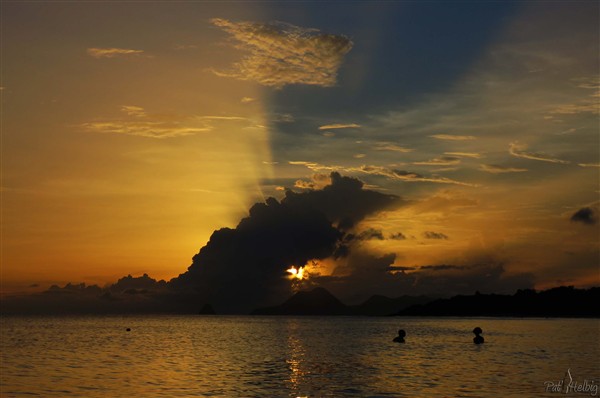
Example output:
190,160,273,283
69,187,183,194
549,76,600,115
121,105,146,117
430,134,476,141
195,115,247,121
211,18,353,88
318,123,361,130
81,121,210,139
550,103,599,115
81,106,214,138
509,142,570,164
241,97,256,103
413,156,461,166
87,48,144,58
373,142,414,153
289,162,479,187
479,164,528,174
578,162,600,168
444,152,483,159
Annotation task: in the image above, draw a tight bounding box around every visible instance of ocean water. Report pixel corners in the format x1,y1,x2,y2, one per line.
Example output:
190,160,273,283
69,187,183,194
1,316,598,397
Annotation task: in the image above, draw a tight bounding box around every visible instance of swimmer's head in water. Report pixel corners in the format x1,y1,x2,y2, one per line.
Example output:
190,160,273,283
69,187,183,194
473,327,482,335
398,329,406,337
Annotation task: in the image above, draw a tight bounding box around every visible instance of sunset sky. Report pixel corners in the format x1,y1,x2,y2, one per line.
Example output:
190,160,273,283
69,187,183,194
2,1,598,299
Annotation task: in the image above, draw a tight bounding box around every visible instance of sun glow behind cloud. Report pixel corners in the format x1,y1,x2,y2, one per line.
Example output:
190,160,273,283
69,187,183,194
287,266,305,280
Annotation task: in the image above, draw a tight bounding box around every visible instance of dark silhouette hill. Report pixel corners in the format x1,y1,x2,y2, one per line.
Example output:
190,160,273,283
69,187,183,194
397,286,600,317
252,287,352,315
198,303,216,315
252,288,433,316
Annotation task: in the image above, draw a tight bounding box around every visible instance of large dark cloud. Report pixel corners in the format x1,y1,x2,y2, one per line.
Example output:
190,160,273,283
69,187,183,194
281,172,399,229
570,207,598,225
170,172,401,313
309,248,534,305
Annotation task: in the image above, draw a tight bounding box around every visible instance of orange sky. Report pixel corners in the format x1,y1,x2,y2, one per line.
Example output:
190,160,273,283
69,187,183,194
1,2,598,295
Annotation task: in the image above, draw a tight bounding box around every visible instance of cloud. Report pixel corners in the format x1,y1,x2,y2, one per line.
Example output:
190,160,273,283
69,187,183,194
241,97,256,103
81,119,210,139
121,105,146,117
80,106,253,138
409,263,534,297
509,142,570,164
570,207,598,225
423,231,449,240
419,264,468,271
555,128,578,136
578,162,600,168
389,232,407,240
550,103,599,115
549,77,600,115
373,142,414,153
430,134,476,141
356,228,385,241
171,172,402,312
289,162,479,187
318,123,361,130
314,250,533,304
293,173,332,190
87,48,144,58
479,164,528,174
413,156,461,166
283,172,401,229
210,18,353,88
357,165,478,187
444,152,483,159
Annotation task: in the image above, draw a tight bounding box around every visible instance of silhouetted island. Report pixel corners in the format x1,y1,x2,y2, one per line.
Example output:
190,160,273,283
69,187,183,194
396,286,600,318
198,303,216,315
252,287,351,315
251,286,599,317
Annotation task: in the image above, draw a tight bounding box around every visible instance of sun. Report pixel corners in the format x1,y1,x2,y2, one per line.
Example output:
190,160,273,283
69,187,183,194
286,266,305,280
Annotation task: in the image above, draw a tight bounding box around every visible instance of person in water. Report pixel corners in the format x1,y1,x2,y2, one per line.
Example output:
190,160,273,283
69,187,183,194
393,329,406,343
473,327,484,344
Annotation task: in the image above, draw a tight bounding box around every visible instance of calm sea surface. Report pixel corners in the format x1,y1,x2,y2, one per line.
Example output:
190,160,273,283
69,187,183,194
1,316,598,397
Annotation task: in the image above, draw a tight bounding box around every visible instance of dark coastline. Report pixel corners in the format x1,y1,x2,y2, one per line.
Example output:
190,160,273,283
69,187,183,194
251,286,600,318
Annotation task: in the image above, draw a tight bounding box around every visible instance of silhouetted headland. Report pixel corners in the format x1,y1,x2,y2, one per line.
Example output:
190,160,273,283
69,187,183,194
396,286,600,318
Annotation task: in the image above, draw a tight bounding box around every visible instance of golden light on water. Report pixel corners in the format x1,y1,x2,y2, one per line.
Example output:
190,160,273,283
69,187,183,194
286,267,305,280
